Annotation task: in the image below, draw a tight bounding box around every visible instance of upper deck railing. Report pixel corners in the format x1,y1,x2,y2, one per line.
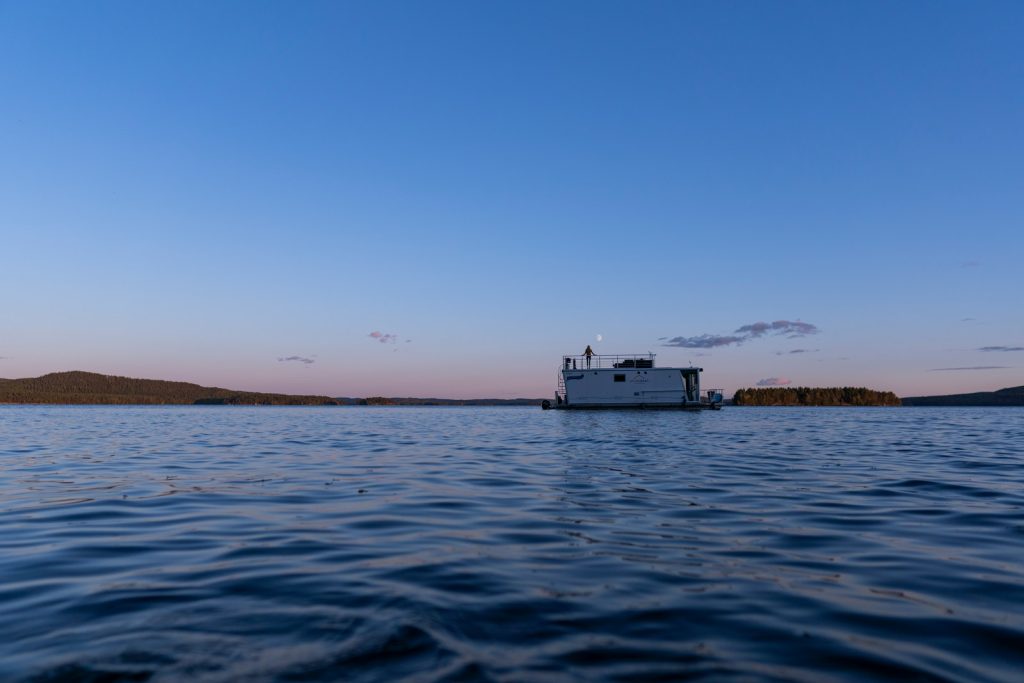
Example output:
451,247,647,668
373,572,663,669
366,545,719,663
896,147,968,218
560,353,656,370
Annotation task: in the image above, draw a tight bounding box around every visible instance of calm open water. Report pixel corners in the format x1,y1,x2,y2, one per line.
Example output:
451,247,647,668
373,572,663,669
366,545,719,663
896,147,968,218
1,406,1023,682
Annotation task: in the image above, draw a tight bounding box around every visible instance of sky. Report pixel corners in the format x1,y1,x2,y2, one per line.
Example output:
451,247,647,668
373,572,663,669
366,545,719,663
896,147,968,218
1,1,1022,399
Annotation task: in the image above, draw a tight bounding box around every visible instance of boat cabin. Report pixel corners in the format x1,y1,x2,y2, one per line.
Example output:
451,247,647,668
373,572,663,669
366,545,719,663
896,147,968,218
547,353,722,410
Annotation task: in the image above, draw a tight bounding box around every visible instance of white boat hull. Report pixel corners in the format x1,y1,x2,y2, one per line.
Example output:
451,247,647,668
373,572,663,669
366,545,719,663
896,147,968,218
546,367,720,410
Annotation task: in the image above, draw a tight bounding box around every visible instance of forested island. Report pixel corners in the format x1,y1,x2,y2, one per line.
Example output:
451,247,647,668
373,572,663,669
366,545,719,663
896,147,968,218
733,387,901,406
0,371,544,406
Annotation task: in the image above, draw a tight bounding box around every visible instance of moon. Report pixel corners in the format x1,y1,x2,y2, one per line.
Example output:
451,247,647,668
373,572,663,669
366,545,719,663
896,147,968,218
596,334,603,342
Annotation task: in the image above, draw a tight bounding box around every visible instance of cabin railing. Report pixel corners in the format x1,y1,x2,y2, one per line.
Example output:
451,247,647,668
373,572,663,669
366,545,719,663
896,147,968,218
560,353,656,370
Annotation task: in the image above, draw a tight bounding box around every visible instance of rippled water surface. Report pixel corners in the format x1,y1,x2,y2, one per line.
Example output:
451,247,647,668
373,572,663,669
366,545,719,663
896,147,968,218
1,406,1023,682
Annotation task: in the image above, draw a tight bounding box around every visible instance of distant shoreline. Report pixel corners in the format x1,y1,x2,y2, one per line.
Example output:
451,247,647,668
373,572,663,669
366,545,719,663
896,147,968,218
0,402,546,407
3,371,1022,407
0,371,544,406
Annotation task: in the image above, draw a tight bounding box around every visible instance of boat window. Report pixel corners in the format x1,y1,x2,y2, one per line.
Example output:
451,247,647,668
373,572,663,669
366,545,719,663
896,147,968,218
614,374,625,382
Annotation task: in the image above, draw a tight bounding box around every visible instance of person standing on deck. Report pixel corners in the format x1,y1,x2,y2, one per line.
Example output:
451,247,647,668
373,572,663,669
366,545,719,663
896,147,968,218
584,345,596,369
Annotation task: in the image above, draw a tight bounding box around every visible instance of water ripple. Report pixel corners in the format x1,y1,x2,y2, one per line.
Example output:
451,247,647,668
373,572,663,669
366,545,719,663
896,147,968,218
1,405,1023,682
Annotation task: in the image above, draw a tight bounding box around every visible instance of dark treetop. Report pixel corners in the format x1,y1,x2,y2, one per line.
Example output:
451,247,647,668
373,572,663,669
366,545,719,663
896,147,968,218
733,387,901,406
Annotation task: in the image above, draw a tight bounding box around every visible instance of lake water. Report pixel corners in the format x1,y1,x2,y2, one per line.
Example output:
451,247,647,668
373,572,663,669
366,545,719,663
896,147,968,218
1,406,1022,682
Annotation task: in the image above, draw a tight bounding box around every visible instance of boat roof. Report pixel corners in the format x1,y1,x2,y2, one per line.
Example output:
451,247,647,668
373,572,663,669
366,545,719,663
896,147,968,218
561,353,701,372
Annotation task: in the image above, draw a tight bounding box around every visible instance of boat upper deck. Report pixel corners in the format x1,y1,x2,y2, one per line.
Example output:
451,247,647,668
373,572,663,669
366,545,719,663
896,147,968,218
562,353,653,370
560,353,702,373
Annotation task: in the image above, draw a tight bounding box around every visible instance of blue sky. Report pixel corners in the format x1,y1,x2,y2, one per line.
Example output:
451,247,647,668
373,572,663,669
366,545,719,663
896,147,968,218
2,1,1022,398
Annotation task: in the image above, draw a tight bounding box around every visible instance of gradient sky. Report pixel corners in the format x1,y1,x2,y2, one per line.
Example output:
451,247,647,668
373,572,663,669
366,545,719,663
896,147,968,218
2,1,1022,398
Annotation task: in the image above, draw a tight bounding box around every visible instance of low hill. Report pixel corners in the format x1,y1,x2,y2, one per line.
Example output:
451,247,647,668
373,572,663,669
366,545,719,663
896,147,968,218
0,371,339,405
733,387,900,406
901,386,1024,406
0,371,548,406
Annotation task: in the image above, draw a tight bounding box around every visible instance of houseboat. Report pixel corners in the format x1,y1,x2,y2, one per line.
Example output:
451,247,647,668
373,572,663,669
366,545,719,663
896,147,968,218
541,353,723,410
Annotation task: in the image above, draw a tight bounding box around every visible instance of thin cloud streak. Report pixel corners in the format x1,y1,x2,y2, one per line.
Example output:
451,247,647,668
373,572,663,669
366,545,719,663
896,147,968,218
662,334,745,349
278,355,315,365
929,366,1010,371
663,320,819,349
978,346,1024,352
735,321,818,339
369,331,399,344
757,377,792,386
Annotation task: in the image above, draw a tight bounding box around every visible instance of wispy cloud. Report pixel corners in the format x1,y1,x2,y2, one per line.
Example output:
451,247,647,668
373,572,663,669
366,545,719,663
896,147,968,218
776,348,819,356
757,377,792,386
369,331,398,344
960,260,981,268
662,334,745,349
736,320,818,338
278,355,315,365
929,366,1010,372
961,317,976,322
663,320,819,348
978,346,1024,352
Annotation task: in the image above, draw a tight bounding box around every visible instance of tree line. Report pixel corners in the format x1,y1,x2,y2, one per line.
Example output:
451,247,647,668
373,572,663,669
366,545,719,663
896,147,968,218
732,386,900,406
